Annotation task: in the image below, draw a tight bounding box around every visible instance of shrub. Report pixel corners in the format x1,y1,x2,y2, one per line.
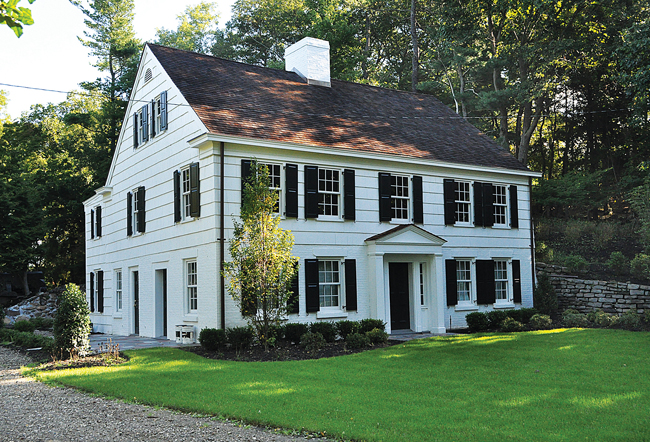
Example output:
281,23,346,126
360,318,385,333
534,273,558,317
268,323,285,342
606,252,629,275
54,283,91,358
345,332,370,349
630,254,650,280
199,328,226,351
535,241,554,263
13,319,36,333
561,309,589,328
0,306,4,328
335,320,360,340
500,317,523,332
366,328,389,345
300,332,325,353
31,317,54,330
3,329,54,351
486,310,509,329
310,321,337,343
225,326,255,351
284,323,309,343
465,312,489,332
616,311,642,331
506,308,538,325
529,314,553,330
560,254,589,273
586,310,618,328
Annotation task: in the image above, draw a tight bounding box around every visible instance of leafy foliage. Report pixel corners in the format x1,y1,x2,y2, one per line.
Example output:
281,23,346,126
53,283,91,358
300,331,325,353
309,321,337,343
199,327,226,351
529,314,553,330
366,327,388,345
284,323,309,344
225,326,255,351
359,318,385,333
335,320,360,340
155,2,222,54
533,274,558,317
0,0,35,37
345,332,370,349
465,312,489,333
630,254,650,279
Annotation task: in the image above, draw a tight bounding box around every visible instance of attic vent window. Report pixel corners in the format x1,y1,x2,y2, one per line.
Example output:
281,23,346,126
144,68,152,83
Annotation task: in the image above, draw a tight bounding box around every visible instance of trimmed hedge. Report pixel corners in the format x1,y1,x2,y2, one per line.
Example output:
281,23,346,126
284,323,309,343
360,319,385,333
335,320,360,340
465,312,490,332
309,322,337,343
199,328,226,351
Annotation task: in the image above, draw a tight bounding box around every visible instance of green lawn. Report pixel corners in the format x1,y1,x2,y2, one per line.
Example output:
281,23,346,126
28,329,650,442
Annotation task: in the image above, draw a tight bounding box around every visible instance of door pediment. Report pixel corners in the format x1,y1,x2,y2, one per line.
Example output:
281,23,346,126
365,224,446,247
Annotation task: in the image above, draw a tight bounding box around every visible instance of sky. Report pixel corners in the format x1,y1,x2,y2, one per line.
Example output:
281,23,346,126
1,0,235,120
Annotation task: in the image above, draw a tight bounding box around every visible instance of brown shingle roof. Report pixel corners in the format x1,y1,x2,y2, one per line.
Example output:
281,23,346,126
148,44,528,172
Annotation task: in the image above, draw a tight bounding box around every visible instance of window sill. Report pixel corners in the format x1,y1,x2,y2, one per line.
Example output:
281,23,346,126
316,310,348,319
389,218,410,225
491,224,510,229
316,216,344,222
183,314,198,322
113,314,123,319
452,223,474,228
454,304,478,312
493,303,515,309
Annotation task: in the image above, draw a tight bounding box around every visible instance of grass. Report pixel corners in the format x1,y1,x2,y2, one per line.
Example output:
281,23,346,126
26,329,650,442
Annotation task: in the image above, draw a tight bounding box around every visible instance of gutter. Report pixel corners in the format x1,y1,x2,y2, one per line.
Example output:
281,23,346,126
529,176,536,296
220,141,226,329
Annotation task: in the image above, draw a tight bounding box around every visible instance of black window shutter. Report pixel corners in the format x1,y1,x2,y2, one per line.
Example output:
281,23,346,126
96,206,102,237
443,179,456,225
412,175,423,224
241,159,252,206
137,186,146,233
189,162,200,217
343,169,356,220
133,113,139,148
173,170,181,223
289,263,299,314
510,185,519,228
476,260,495,304
89,272,95,312
512,260,522,303
305,259,319,312
482,183,494,227
345,259,358,311
285,163,298,217
90,209,95,239
150,99,156,138
141,105,149,143
378,172,391,221
304,165,319,219
127,192,133,236
474,181,484,226
160,90,168,131
445,259,457,306
97,270,104,313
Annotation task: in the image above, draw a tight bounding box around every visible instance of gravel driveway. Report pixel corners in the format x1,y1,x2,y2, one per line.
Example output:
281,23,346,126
0,346,324,442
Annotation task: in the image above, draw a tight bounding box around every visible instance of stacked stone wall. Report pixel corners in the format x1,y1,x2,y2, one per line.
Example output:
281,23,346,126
3,288,62,325
537,262,650,315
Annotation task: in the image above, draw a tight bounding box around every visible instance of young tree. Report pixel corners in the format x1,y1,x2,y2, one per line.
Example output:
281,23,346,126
223,161,299,350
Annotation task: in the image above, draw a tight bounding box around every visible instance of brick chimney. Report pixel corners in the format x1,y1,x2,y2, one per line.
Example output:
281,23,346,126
284,37,331,87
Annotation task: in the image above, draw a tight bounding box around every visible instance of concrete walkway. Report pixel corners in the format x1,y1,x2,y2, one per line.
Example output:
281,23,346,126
389,330,456,341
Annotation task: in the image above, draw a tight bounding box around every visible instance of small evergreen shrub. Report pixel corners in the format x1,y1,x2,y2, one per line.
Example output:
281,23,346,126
300,332,325,353
616,311,642,331
500,317,523,332
13,320,36,333
465,312,489,332
534,273,558,317
586,310,618,328
309,321,337,343
54,283,91,358
360,318,385,333
284,323,309,343
3,329,54,351
0,306,5,328
511,308,538,324
529,314,553,330
199,328,226,351
486,310,509,329
335,320,360,340
606,252,629,275
268,323,285,341
31,317,54,330
561,309,589,328
346,332,370,349
225,326,255,351
560,254,589,273
631,254,650,279
366,328,389,345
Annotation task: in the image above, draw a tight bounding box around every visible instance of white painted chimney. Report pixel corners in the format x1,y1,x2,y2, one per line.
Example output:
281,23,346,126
284,37,331,87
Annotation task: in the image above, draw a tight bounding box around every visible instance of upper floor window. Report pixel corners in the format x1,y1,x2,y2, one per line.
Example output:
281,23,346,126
127,186,146,236
182,168,191,219
391,175,409,220
493,185,508,226
379,173,423,223
133,90,167,148
260,163,282,214
90,205,102,239
174,163,200,223
455,181,471,224
445,179,519,228
318,168,340,217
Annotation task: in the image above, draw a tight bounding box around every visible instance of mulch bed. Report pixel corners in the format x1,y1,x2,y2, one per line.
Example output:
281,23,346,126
184,339,401,362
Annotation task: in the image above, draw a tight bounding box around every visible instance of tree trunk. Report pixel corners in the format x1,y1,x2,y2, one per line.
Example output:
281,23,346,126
22,270,30,298
362,12,370,80
518,96,544,164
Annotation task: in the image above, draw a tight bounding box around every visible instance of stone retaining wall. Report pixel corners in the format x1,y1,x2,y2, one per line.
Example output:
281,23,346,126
537,262,650,315
3,289,61,325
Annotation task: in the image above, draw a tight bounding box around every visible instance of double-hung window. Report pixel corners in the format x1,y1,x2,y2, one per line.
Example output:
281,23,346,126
446,258,522,307
127,186,146,236
260,163,282,214
493,185,508,226
182,168,191,219
115,270,123,312
174,163,200,222
391,175,409,220
455,181,471,224
494,260,509,302
378,173,423,223
304,258,358,316
419,262,426,306
318,260,340,307
456,260,472,303
318,168,341,217
186,260,197,312
133,189,140,232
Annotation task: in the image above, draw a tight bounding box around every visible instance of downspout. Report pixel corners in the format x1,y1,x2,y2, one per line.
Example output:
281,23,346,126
220,141,225,330
529,176,536,297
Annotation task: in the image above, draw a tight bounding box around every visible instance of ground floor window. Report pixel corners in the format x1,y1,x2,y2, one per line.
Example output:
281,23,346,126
319,260,340,307
494,260,508,301
456,260,472,302
115,270,123,312
186,260,197,312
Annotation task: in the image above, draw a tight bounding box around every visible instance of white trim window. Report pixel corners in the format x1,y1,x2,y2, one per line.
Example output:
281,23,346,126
186,260,198,312
132,188,140,233
493,185,508,226
419,262,426,306
455,181,471,224
182,167,191,220
154,95,162,134
391,175,409,220
138,108,146,144
494,260,509,302
115,270,123,312
456,260,472,302
318,168,340,217
318,260,340,307
260,163,282,214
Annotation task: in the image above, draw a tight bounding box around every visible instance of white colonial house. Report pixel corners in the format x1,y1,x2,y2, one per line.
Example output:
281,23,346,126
83,37,540,340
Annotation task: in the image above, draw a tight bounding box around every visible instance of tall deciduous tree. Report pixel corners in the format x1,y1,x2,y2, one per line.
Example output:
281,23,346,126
223,161,299,351
155,2,222,54
1,0,35,37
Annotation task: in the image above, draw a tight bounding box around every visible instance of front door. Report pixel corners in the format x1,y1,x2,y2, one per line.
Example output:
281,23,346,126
389,262,410,330
155,269,167,338
133,270,139,335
